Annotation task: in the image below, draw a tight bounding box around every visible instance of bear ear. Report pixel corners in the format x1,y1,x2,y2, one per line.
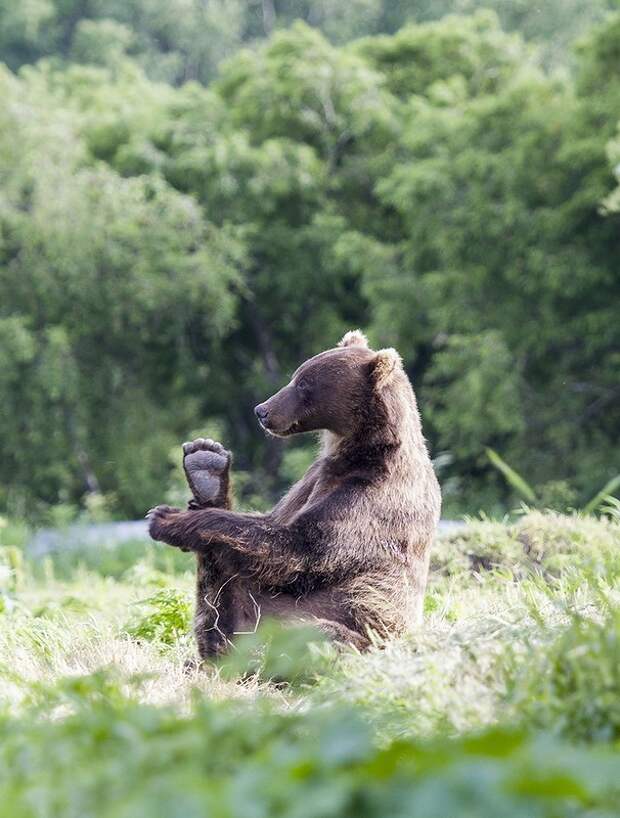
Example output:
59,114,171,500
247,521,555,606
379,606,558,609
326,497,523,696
338,329,369,349
369,348,402,389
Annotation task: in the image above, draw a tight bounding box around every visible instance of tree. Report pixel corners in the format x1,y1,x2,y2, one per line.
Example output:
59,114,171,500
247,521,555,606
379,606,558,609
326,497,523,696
363,13,620,507
1,10,619,518
0,66,243,516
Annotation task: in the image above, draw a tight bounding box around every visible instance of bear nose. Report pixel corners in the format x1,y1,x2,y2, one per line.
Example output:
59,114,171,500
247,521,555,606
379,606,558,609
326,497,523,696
254,404,269,423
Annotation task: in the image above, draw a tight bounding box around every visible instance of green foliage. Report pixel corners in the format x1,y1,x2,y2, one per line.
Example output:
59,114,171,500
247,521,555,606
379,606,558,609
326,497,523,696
0,1,613,81
582,475,620,515
604,124,620,212
424,334,525,463
280,442,319,485
2,514,620,813
486,449,537,504
507,608,620,742
602,495,620,522
46,539,192,581
217,619,333,685
486,449,620,513
0,64,244,517
431,511,620,583
354,11,526,98
2,673,620,817
125,588,192,646
1,6,619,519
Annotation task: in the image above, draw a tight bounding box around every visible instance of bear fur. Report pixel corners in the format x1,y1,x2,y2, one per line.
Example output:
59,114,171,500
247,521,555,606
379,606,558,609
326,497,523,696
148,331,441,656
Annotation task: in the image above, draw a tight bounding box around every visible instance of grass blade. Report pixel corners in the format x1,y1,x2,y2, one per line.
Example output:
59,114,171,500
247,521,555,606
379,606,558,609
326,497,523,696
582,475,620,516
486,448,537,504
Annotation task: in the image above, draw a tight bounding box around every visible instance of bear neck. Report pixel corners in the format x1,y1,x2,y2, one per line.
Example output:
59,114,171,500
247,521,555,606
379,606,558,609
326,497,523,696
320,430,343,458
319,383,427,474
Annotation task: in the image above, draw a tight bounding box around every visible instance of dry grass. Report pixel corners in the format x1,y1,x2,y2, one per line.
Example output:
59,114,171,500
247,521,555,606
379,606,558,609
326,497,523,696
0,569,269,714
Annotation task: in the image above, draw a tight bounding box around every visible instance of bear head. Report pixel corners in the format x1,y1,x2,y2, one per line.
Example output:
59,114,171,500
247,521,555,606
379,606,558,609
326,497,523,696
254,330,404,439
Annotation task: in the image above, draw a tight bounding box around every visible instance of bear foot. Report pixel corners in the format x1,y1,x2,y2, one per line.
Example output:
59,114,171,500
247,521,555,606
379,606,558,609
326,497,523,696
182,438,231,507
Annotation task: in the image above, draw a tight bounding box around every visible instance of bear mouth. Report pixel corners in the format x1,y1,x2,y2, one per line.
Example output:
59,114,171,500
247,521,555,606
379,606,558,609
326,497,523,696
281,420,302,436
259,419,302,437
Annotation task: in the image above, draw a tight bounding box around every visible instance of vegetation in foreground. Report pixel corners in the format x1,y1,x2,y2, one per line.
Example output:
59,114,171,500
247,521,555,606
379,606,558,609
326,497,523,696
2,512,620,816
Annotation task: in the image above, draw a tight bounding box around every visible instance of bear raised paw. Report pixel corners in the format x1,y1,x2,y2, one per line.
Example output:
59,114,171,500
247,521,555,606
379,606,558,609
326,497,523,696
182,438,231,508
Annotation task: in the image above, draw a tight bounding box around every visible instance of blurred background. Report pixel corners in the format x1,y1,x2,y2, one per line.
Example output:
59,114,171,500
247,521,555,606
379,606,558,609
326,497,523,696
0,0,619,527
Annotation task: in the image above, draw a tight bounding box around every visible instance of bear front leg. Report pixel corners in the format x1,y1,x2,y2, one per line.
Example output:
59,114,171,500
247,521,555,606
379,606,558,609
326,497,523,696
148,505,308,587
182,438,242,658
146,505,186,547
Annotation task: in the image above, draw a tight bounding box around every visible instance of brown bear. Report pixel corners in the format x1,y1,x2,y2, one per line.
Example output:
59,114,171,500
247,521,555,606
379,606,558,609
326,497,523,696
148,330,441,656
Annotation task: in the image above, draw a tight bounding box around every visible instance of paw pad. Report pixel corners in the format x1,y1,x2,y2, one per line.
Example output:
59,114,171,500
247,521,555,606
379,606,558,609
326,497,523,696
182,438,231,506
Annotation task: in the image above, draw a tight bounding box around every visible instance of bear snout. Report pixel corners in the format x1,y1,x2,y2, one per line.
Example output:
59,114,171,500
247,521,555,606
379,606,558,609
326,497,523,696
254,403,270,427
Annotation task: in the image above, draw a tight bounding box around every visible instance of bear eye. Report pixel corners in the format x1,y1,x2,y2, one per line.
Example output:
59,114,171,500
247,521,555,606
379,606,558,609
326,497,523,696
296,377,311,395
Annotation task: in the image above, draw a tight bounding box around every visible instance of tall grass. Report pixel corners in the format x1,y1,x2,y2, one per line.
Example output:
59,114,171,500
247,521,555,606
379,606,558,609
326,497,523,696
1,512,620,815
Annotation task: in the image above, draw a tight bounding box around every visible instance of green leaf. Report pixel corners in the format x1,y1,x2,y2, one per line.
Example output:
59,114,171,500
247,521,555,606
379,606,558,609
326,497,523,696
486,449,537,504
582,476,620,516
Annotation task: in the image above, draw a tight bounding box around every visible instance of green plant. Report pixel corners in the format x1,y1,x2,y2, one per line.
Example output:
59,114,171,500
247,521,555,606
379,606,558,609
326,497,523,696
2,512,620,814
486,448,537,504
217,619,334,685
582,476,620,515
125,588,192,647
486,449,620,514
601,495,620,521
506,607,620,742
1,674,620,818
42,539,192,581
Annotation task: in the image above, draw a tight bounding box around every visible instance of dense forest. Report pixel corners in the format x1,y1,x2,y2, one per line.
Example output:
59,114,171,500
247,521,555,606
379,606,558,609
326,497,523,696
1,0,619,520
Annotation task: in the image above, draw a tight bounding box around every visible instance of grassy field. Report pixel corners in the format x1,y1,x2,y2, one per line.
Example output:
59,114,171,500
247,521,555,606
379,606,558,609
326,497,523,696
1,511,620,816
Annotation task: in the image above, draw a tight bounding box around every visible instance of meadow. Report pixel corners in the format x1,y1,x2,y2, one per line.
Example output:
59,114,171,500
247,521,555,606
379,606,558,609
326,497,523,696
2,510,620,816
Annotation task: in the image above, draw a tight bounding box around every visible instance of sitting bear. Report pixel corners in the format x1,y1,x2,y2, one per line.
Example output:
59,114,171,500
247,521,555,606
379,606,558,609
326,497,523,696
148,331,441,657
